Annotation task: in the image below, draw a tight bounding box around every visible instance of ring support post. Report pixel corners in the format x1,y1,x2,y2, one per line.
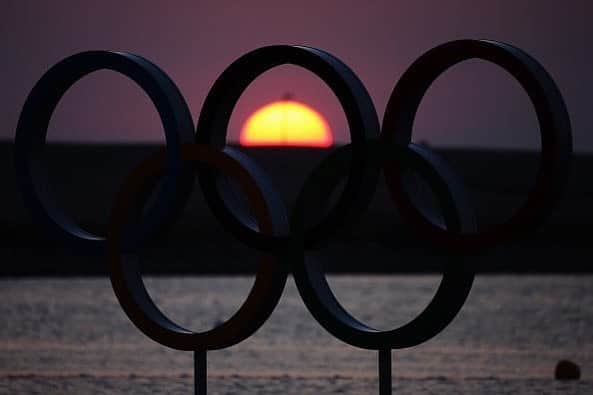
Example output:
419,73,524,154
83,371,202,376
379,349,392,395
195,350,207,395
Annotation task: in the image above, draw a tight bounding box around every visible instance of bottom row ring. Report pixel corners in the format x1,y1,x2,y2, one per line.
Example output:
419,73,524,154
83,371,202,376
106,142,475,351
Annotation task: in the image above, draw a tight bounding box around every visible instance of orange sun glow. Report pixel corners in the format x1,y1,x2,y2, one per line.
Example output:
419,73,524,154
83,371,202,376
240,100,333,147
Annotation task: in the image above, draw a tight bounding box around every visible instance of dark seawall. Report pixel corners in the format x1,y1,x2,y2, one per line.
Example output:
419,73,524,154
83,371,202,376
1,142,591,275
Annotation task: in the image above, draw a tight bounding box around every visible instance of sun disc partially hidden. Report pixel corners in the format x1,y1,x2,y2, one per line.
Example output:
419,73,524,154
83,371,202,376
240,100,333,147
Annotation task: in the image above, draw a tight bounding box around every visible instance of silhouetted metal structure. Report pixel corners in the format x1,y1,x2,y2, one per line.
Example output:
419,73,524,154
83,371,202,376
15,40,572,394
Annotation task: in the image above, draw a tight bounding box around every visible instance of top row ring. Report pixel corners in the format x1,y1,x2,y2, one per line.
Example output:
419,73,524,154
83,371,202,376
14,40,572,255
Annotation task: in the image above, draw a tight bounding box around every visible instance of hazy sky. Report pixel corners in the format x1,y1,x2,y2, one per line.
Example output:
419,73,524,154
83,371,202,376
2,1,592,151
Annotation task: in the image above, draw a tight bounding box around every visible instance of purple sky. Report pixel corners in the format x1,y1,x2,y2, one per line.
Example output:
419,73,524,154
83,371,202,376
2,1,592,151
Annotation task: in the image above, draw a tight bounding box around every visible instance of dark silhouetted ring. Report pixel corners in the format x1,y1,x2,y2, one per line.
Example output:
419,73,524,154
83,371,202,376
106,144,288,351
14,51,195,254
381,39,573,251
291,141,476,349
195,45,381,251
15,40,573,359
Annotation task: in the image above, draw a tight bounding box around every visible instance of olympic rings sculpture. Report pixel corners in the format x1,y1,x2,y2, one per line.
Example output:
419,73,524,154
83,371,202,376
14,39,572,394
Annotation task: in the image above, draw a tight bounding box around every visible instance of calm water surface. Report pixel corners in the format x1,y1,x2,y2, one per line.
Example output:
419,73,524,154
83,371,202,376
1,275,592,394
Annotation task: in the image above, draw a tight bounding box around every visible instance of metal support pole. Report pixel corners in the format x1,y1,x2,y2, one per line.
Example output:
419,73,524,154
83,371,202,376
379,348,392,395
195,350,207,395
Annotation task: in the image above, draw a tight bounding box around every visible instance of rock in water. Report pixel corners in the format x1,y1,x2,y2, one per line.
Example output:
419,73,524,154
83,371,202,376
555,360,581,380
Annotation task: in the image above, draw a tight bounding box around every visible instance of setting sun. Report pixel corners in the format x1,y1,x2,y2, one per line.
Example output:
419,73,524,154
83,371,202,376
240,100,333,147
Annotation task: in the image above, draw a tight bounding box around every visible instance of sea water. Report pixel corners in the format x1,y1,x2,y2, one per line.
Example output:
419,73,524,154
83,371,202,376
1,275,592,394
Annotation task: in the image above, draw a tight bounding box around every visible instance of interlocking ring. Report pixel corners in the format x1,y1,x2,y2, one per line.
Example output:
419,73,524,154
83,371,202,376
106,144,288,351
14,51,196,255
15,39,572,367
382,40,572,251
195,45,381,251
290,141,476,349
